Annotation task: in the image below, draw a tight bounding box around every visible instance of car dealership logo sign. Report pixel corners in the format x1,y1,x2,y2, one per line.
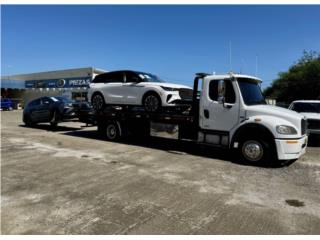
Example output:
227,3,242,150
56,79,66,88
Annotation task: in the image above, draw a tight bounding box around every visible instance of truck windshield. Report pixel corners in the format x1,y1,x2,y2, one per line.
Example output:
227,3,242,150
237,78,266,105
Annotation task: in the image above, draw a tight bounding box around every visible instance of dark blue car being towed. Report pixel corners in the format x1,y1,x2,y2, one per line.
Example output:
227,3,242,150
23,96,79,127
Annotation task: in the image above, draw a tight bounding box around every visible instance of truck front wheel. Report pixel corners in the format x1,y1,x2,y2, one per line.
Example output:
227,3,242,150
238,137,277,165
241,140,265,162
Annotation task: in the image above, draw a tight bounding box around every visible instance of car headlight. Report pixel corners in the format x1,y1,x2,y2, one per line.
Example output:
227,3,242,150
276,125,297,135
160,86,178,91
64,103,73,108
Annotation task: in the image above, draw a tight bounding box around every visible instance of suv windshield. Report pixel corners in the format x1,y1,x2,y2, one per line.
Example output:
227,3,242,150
238,78,266,105
135,71,165,83
291,102,320,113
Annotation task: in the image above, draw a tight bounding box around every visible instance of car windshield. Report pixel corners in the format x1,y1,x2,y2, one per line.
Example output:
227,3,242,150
237,78,266,105
52,97,74,103
135,71,165,83
291,102,320,113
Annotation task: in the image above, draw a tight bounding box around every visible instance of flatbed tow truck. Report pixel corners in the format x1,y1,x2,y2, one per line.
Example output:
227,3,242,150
91,72,308,165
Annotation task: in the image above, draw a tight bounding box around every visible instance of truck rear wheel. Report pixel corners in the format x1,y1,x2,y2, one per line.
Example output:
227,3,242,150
99,121,122,141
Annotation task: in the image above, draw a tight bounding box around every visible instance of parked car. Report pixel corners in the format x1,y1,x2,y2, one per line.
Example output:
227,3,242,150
289,100,320,135
23,96,78,127
1,98,14,110
88,70,193,112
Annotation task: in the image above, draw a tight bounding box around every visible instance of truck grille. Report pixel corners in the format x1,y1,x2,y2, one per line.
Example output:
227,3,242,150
307,119,320,130
179,88,193,100
301,119,307,135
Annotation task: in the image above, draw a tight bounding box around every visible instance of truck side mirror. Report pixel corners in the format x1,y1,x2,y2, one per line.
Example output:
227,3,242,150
217,80,225,104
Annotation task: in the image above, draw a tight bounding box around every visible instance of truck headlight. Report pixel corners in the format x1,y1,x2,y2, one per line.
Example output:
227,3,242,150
276,125,297,135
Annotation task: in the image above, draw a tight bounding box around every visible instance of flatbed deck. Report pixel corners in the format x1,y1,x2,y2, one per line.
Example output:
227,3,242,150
96,105,196,124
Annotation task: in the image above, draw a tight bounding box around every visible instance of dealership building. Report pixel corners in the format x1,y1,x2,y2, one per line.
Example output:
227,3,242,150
1,67,107,106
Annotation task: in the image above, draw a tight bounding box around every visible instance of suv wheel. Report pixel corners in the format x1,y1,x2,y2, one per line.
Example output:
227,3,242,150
143,93,161,112
92,93,105,111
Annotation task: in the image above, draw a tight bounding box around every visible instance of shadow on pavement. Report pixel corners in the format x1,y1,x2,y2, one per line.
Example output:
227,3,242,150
62,129,286,168
19,124,81,132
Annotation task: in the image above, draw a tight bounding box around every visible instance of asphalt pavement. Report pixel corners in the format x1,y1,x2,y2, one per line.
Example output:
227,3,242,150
1,110,320,234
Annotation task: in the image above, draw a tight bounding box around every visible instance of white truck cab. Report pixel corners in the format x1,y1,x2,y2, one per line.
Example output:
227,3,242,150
198,73,308,162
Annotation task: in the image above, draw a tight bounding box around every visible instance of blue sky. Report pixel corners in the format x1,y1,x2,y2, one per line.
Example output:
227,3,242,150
1,5,320,88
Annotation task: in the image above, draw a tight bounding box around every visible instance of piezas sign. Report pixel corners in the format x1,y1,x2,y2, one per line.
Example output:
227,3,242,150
68,79,91,87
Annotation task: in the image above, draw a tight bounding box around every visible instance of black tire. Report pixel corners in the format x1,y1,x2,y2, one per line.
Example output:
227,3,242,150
238,137,277,166
104,121,121,141
142,92,161,112
50,110,60,128
23,114,33,127
91,92,105,111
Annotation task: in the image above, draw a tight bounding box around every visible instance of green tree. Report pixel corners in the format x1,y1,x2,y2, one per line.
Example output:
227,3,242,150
263,51,320,103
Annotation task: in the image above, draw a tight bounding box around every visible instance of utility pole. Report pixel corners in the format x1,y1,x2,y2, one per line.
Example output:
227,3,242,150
255,55,258,76
229,41,232,72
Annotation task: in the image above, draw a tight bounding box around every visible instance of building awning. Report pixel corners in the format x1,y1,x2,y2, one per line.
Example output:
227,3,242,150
1,80,25,89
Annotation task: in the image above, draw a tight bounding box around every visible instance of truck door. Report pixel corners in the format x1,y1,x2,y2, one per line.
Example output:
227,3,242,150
200,79,240,132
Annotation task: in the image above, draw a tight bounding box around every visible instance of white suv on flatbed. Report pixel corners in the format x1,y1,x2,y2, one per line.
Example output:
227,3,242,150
88,70,193,112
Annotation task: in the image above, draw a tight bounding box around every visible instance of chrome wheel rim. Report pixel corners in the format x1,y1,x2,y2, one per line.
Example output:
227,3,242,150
144,95,159,112
242,140,263,162
92,95,104,110
106,125,117,139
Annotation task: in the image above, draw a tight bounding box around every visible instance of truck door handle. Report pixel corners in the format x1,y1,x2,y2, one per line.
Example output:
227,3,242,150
204,109,209,118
